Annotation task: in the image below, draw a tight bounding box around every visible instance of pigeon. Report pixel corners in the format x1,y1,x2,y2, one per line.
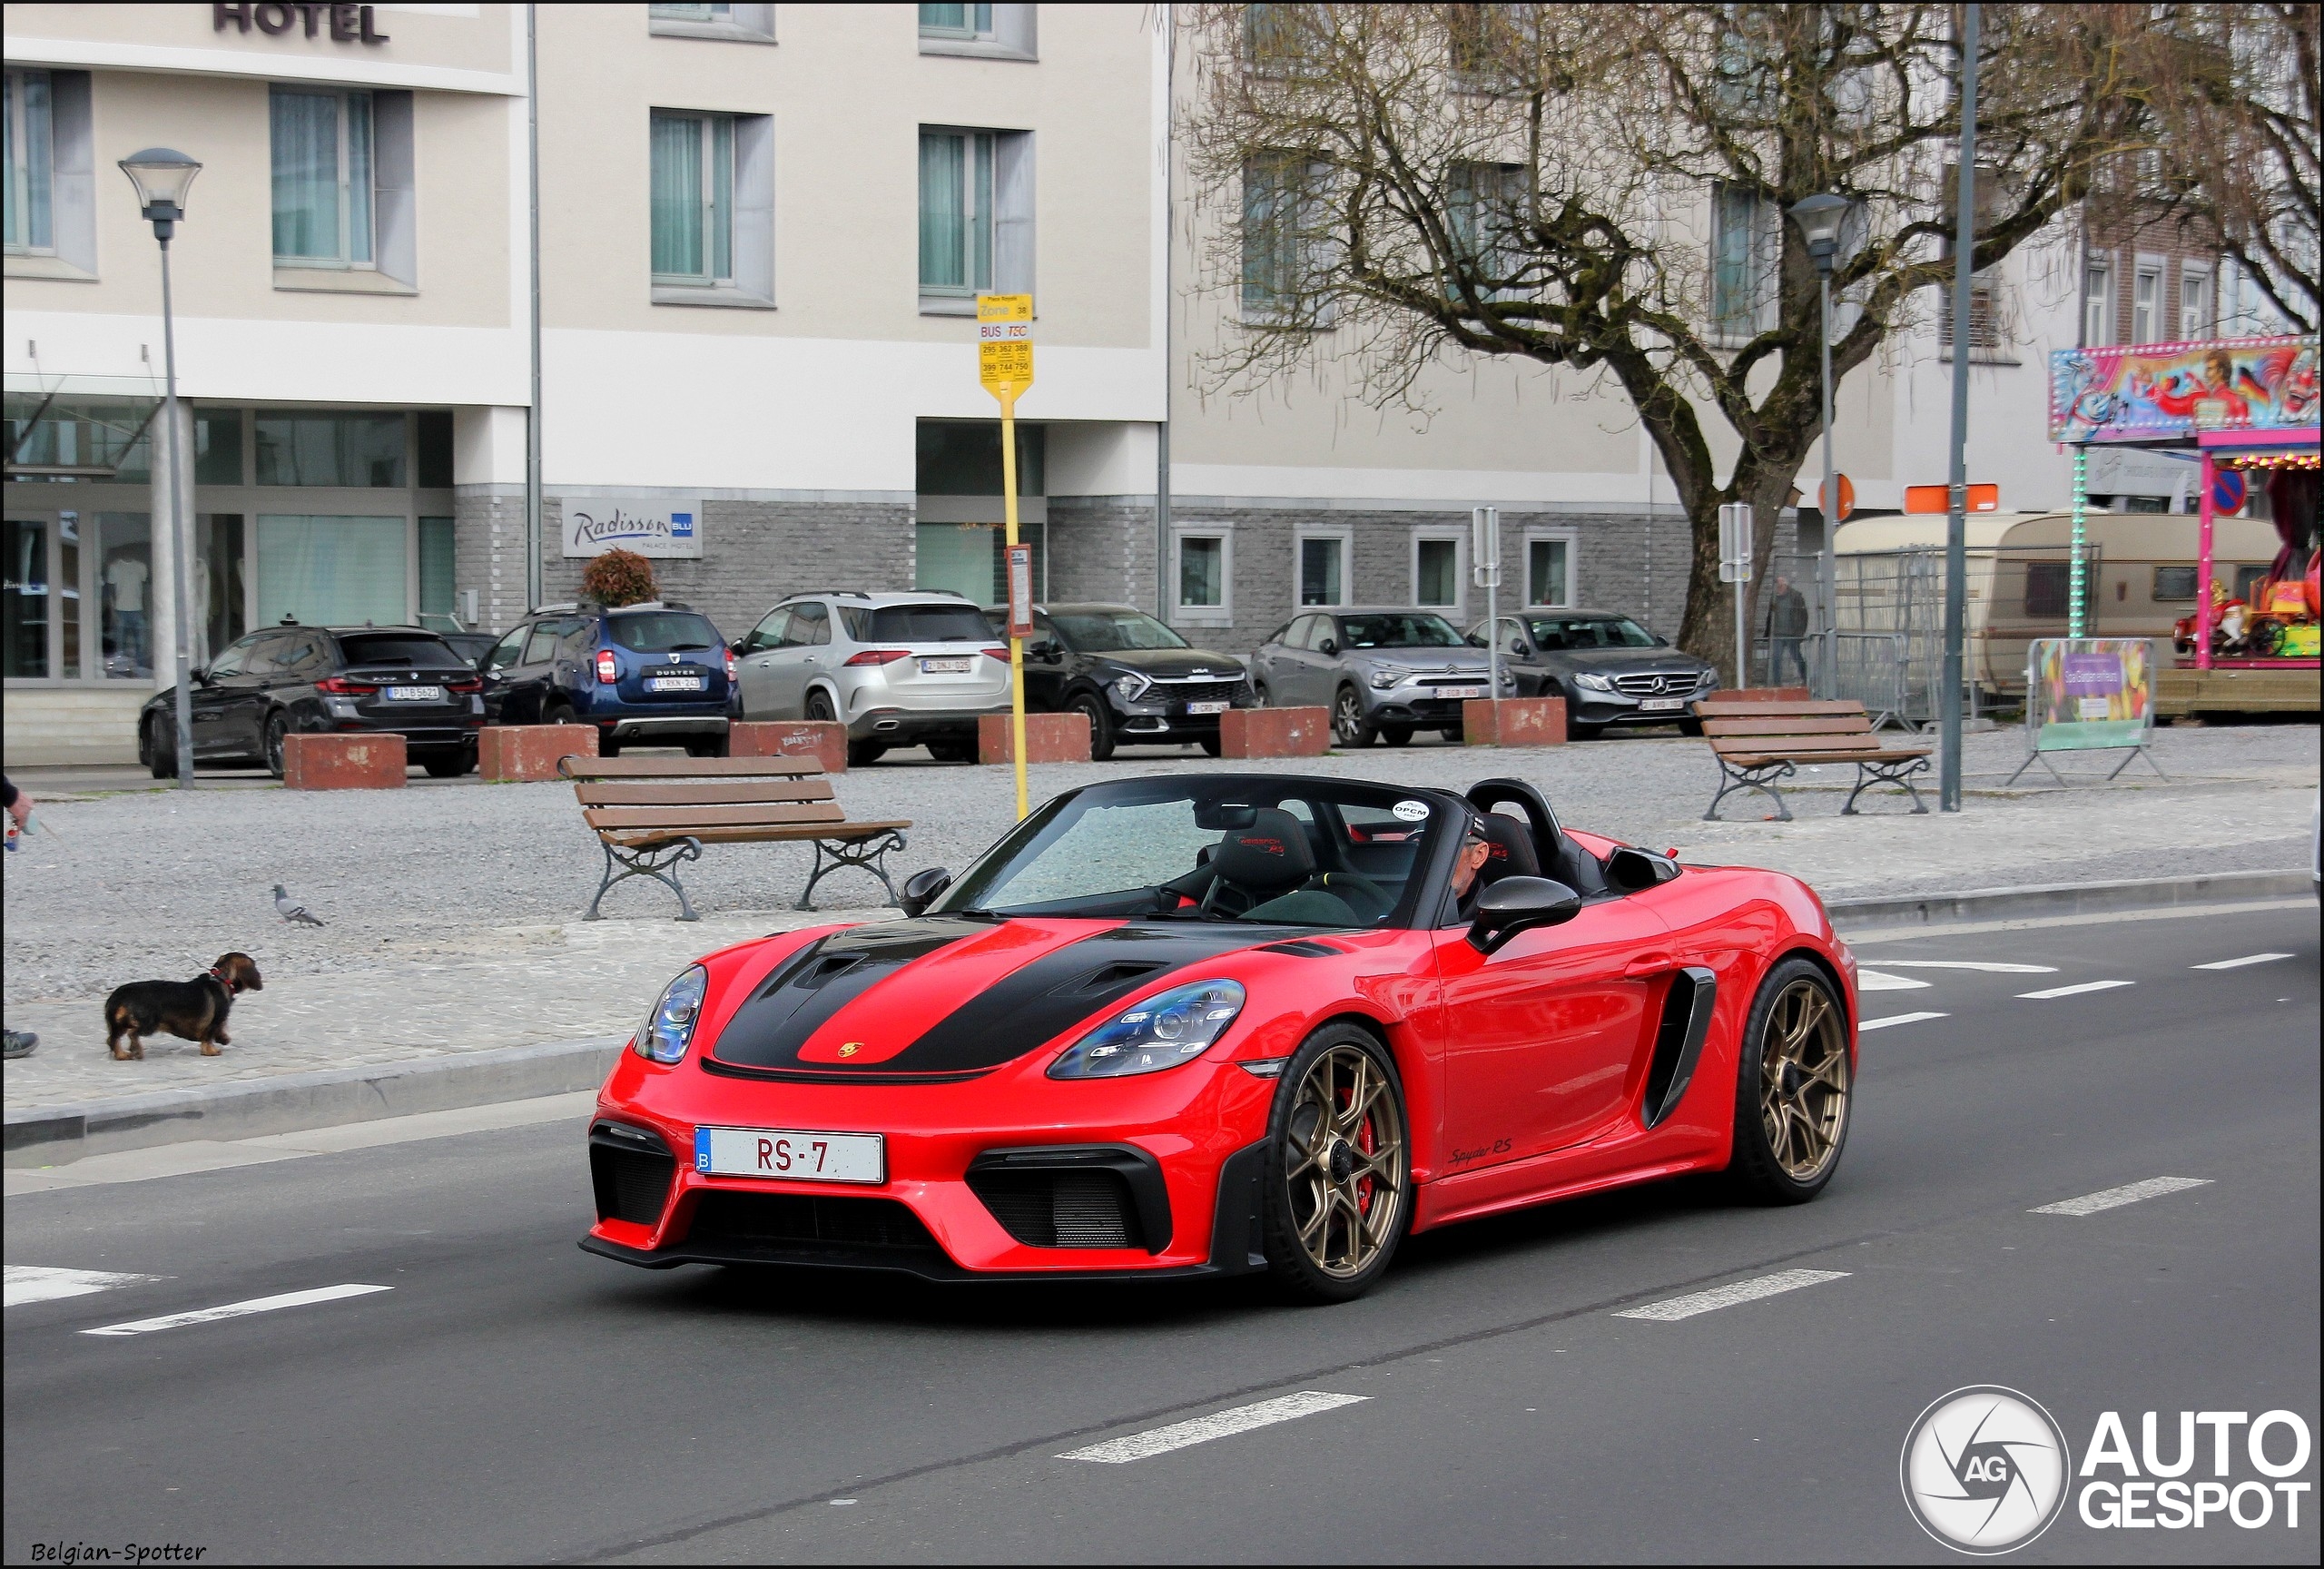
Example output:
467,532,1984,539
273,883,325,927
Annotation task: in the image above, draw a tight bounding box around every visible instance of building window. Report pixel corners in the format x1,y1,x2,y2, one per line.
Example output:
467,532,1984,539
4,515,52,677
920,128,1031,311
2082,261,2112,347
1296,529,1349,607
1449,162,1526,300
254,411,406,488
1175,532,1231,624
919,2,1036,59
647,4,775,43
271,86,374,269
1243,153,1328,321
257,516,409,627
2180,268,2211,340
96,511,154,680
921,4,991,39
1710,183,1767,340
2132,265,2162,343
1414,534,1463,609
652,110,734,285
5,68,53,254
1526,536,1571,607
2152,565,2199,602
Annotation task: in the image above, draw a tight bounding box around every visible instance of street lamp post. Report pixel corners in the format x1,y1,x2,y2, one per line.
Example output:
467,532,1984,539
119,147,203,790
1789,192,1849,699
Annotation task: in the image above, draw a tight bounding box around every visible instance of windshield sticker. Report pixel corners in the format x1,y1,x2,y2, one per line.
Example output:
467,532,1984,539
1393,800,1429,822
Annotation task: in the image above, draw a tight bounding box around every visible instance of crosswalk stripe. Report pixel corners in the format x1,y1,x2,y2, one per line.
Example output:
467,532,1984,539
1059,1392,1368,1463
2190,952,2293,971
4,1266,163,1308
2016,980,2135,1000
1860,1011,1947,1031
1613,1268,1849,1322
2031,1176,2211,1216
82,1284,392,1337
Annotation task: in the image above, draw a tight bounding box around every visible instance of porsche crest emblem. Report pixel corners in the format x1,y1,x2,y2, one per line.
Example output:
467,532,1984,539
838,1042,862,1057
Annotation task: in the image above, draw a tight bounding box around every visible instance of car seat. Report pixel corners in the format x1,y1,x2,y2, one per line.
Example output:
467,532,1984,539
1210,806,1390,924
1466,778,1608,896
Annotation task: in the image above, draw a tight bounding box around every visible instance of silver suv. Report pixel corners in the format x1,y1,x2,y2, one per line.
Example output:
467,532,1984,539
732,591,1009,765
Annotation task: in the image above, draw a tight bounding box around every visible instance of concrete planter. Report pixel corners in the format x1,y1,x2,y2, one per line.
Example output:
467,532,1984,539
283,732,407,790
729,719,848,773
1219,706,1331,758
479,724,597,783
979,711,1091,765
1462,696,1567,746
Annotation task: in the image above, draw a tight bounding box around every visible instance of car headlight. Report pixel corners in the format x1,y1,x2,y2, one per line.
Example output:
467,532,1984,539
1368,666,1412,690
1110,672,1153,703
1572,672,1614,692
635,964,707,1064
1048,979,1246,1080
1697,669,1720,690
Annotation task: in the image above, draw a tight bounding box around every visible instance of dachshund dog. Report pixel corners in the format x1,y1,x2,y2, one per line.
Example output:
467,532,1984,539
103,952,263,1061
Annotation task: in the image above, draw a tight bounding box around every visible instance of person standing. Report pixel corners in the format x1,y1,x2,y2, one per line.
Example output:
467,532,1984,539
3,775,35,1059
1766,575,1810,686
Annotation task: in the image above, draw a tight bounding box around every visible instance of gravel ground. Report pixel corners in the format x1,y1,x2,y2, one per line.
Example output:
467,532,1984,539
4,720,2312,1108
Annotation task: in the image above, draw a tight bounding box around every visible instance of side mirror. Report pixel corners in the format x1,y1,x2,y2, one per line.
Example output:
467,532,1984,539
191,667,213,687
899,866,952,918
1512,642,1534,658
1318,638,1339,656
1605,845,1681,892
1467,875,1582,954
1466,632,1486,648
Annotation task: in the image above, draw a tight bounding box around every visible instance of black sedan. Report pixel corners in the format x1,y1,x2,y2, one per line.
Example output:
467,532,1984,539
1469,609,1718,738
1019,603,1253,760
139,623,485,780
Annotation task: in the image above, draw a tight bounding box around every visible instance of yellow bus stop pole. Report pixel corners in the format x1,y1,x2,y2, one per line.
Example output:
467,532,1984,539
1000,390,1029,820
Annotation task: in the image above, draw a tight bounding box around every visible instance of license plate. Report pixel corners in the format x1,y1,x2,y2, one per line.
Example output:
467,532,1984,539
1638,697,1687,712
1432,685,1487,699
647,676,705,692
694,1126,885,1184
920,656,974,674
1186,700,1230,715
384,686,444,702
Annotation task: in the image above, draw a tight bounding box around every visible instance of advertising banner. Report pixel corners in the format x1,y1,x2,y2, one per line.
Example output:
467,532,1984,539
561,497,704,558
2025,638,2152,753
2048,335,2318,444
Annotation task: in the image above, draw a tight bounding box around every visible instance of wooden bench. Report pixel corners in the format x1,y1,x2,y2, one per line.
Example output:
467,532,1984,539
1693,697,1932,822
559,755,911,921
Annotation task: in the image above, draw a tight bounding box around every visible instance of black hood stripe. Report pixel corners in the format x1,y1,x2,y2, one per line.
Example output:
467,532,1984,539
708,917,990,1071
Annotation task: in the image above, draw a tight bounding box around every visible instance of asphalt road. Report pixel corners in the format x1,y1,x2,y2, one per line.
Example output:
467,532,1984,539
5,904,2317,1565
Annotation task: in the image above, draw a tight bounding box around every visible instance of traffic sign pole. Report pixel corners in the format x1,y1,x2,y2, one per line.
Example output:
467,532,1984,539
1718,502,1754,690
979,294,1035,819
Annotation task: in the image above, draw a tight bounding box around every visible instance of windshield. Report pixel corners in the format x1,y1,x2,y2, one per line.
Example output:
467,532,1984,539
336,634,468,669
1338,614,1465,649
608,612,724,652
1525,616,1663,650
1051,610,1189,652
840,604,996,643
931,776,1451,928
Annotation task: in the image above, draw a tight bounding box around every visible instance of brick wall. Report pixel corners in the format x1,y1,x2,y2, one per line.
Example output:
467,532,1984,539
1047,498,1157,611
454,485,528,636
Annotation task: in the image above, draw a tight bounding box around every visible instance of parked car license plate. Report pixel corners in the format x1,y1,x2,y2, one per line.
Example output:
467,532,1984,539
694,1125,884,1184
921,656,974,674
1432,685,1488,699
1638,697,1687,712
1185,700,1230,715
385,686,444,701
647,675,705,692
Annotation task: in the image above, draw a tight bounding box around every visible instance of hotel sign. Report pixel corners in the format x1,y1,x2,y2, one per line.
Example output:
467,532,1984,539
214,4,391,44
562,498,704,560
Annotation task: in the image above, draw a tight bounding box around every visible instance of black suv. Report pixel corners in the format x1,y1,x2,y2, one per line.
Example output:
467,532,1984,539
138,622,484,779
479,601,734,756
1020,603,1253,760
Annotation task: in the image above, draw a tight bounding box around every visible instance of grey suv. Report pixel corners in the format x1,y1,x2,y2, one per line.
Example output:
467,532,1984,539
1250,610,1512,746
1469,609,1718,738
732,591,1009,765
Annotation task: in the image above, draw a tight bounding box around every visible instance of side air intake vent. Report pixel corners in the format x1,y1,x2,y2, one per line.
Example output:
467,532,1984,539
590,1123,675,1227
1641,967,1718,1129
965,1146,1172,1253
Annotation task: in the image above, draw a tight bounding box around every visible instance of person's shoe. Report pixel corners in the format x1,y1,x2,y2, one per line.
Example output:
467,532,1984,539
2,1030,37,1060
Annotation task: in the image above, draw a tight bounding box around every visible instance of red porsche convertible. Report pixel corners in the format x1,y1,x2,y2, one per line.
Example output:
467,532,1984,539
584,773,1857,1302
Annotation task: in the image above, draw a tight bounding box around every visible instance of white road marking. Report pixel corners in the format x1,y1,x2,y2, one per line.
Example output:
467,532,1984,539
1864,960,2058,974
81,1283,392,1337
2191,952,2294,971
1856,969,1931,992
1859,1011,1948,1031
1612,1268,1850,1322
4,1266,163,1308
2031,1176,2211,1216
1059,1392,1368,1464
2016,980,2135,1000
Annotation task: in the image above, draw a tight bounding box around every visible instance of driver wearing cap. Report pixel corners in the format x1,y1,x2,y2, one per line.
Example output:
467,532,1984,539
1445,809,1494,924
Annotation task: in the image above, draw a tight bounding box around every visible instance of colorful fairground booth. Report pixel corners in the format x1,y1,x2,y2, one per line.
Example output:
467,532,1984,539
2050,334,2319,724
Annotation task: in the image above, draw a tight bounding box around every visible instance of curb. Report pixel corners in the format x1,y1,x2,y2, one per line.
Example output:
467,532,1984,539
7,869,2309,1170
5,1035,626,1169
1826,867,2310,932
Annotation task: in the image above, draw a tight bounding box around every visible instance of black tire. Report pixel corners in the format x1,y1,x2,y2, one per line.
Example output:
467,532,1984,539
847,739,888,767
1262,1023,1413,1304
143,716,176,779
263,713,290,780
1727,956,1853,1205
1071,690,1116,762
1380,725,1413,747
1437,726,1464,743
1251,681,1271,707
805,689,838,725
1331,686,1376,749
1677,718,1705,737
1198,734,1223,757
1567,721,1603,741
927,738,977,764
684,734,729,758
421,749,474,778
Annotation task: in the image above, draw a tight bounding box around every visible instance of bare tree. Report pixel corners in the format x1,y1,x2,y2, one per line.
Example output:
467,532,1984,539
1179,4,2174,672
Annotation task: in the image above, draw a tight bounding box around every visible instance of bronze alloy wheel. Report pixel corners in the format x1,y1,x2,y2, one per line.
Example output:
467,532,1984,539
1284,1042,1408,1280
1758,975,1850,1183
